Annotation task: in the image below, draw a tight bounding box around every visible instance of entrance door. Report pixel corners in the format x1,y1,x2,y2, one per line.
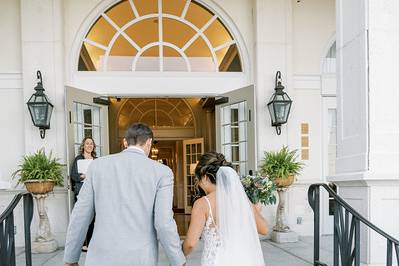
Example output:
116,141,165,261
321,96,337,235
183,138,204,214
65,86,109,214
215,85,256,176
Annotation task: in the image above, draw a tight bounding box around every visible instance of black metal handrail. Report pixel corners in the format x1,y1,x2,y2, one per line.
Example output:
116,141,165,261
308,183,399,266
0,192,34,266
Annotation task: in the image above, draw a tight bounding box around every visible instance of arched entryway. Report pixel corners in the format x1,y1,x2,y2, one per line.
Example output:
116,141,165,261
65,0,255,236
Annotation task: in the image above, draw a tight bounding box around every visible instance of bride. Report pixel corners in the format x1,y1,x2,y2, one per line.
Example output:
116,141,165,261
183,152,267,266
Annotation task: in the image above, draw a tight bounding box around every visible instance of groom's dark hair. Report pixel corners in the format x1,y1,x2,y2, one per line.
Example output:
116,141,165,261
125,123,153,146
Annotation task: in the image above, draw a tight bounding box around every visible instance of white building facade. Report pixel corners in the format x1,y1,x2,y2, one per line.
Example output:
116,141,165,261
0,0,398,265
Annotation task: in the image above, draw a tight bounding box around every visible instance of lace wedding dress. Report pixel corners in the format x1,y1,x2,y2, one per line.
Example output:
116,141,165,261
200,196,221,266
200,167,265,266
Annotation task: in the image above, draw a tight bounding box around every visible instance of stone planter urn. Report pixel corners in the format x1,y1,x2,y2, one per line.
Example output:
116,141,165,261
25,180,58,253
271,176,298,243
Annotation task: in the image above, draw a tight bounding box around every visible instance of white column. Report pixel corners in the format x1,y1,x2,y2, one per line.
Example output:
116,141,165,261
254,0,293,158
333,1,399,265
253,0,295,238
20,0,69,247
20,0,66,161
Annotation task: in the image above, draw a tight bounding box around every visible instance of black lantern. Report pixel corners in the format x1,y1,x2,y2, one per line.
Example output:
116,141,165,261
267,71,292,135
27,71,54,139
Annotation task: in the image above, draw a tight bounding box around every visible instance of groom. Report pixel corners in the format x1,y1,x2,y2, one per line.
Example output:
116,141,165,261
64,123,186,266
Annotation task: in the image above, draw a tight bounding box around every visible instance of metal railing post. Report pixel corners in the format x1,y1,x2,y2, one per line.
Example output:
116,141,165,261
23,194,33,266
314,186,320,264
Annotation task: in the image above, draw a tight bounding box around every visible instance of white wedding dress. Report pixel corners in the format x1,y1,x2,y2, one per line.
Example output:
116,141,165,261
200,167,265,266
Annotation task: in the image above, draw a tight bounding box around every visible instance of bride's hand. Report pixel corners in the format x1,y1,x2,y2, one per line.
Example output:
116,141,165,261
254,202,262,213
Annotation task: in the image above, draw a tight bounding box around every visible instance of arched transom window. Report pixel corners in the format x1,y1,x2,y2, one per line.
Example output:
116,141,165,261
118,98,195,130
79,0,242,72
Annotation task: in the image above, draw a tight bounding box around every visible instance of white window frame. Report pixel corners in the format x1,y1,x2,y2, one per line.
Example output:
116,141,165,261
81,0,240,72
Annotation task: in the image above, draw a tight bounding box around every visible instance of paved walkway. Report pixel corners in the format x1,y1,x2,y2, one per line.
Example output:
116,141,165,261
16,236,333,266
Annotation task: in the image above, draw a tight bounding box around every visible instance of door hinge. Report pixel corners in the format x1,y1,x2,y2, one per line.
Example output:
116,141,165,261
249,109,252,122
69,111,72,124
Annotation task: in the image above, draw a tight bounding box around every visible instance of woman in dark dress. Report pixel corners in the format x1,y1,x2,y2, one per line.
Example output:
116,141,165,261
70,136,97,252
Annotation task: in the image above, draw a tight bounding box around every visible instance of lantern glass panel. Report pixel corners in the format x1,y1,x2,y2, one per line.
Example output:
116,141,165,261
275,94,284,101
45,104,53,126
268,103,276,123
28,104,46,127
35,95,46,102
274,102,287,123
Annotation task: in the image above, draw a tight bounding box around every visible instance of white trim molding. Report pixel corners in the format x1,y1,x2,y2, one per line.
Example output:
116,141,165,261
293,75,321,90
0,73,23,89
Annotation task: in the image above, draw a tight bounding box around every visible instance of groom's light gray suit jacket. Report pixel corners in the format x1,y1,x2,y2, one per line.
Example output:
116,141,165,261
64,148,186,266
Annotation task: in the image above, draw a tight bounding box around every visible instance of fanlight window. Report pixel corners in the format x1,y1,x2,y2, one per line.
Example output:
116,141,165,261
118,98,195,130
79,0,242,72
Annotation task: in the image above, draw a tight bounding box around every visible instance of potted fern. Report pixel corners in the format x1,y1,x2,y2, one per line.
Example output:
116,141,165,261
259,146,303,188
12,149,64,194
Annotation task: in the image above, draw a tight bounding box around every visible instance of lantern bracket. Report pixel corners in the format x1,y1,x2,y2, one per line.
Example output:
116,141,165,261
40,129,46,139
276,125,281,135
275,71,282,88
37,70,43,85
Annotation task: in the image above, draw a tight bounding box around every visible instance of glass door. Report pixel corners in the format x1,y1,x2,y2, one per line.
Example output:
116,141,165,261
65,86,109,215
183,138,204,214
215,85,256,176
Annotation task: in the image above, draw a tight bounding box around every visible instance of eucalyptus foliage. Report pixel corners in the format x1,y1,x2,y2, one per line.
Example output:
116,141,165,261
259,146,304,180
12,149,64,186
241,174,277,205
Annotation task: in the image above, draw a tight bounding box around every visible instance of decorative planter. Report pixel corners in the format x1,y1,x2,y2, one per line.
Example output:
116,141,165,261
271,185,299,243
273,175,295,188
24,180,55,194
24,180,58,253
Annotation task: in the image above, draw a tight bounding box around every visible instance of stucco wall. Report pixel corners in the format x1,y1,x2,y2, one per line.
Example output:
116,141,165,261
293,0,336,75
0,0,24,184
0,0,22,72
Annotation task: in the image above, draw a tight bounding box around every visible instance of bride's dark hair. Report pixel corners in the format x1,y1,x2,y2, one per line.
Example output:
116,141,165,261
193,152,233,199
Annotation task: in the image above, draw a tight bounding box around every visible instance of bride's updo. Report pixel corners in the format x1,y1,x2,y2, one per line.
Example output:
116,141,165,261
195,152,233,184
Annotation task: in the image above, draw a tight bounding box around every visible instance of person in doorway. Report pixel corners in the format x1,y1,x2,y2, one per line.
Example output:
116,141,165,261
70,136,97,252
64,123,185,266
183,152,268,266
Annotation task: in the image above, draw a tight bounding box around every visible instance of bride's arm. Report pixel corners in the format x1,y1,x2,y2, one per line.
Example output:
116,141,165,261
252,204,269,235
183,198,207,256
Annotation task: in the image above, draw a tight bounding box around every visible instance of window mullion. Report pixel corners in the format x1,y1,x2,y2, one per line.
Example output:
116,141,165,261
128,0,140,18
181,0,191,18
158,0,163,72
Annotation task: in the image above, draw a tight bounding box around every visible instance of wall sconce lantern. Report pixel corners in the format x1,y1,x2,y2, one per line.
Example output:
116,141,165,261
267,71,292,135
26,71,54,139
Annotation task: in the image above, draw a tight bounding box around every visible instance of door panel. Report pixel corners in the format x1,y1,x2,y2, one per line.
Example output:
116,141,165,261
215,85,255,177
65,86,109,214
182,138,204,214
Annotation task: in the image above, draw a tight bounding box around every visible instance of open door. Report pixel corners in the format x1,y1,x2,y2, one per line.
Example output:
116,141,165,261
183,138,204,214
65,86,109,215
215,85,256,177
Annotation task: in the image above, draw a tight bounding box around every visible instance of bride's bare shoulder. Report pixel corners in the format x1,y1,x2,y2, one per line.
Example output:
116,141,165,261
192,197,208,212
